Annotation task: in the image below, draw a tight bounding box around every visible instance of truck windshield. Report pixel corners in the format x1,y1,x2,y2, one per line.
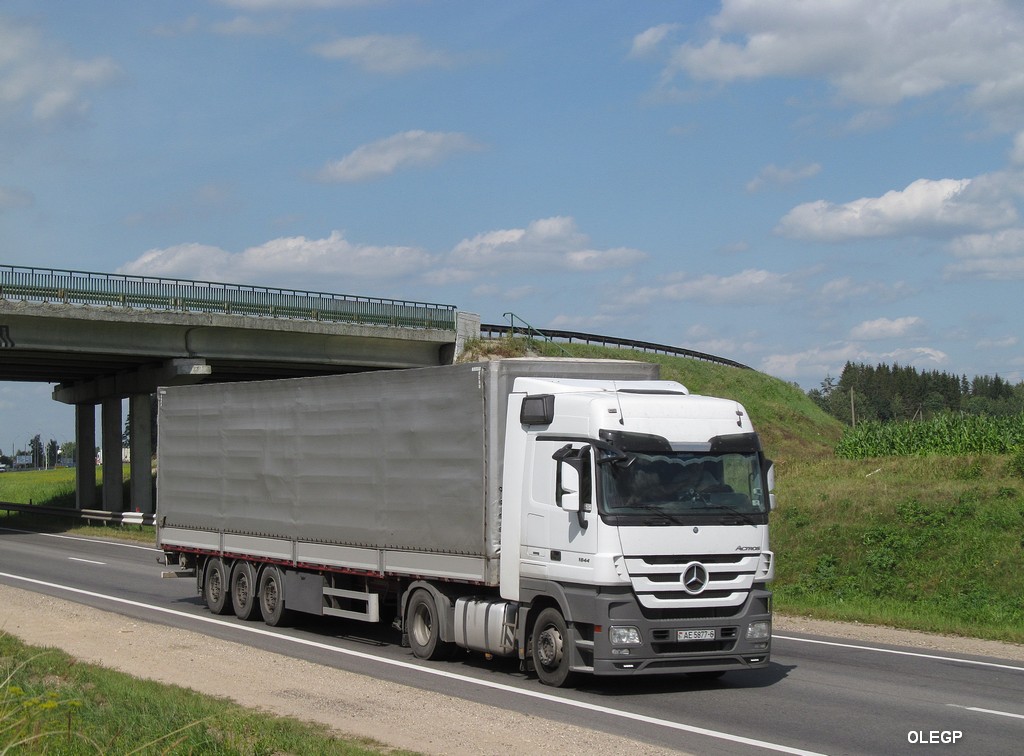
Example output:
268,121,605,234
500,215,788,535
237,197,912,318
597,450,768,524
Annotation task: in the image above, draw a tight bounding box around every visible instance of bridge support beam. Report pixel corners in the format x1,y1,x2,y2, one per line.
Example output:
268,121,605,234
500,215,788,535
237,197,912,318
101,398,123,511
74,404,96,510
128,394,153,515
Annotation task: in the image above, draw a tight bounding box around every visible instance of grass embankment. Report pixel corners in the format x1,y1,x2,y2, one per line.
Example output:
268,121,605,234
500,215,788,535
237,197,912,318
0,633,393,755
471,337,1024,644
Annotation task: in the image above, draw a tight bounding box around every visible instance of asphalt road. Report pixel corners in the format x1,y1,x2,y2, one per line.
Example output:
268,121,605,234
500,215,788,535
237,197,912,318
1,527,1021,755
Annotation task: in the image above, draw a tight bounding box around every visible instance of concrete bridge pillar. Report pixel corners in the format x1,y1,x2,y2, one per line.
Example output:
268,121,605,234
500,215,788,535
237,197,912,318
74,404,96,510
101,398,124,511
128,394,153,514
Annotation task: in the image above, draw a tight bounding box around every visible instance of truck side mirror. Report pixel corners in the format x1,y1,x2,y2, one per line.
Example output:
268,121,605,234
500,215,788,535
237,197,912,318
552,444,591,524
766,461,777,512
558,461,581,512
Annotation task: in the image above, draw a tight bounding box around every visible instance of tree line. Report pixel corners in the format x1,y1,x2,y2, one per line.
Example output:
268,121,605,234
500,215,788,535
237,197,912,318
808,362,1024,425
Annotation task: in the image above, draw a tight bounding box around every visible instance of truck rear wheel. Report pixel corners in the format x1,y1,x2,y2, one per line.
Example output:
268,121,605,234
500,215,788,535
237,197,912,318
203,558,231,615
230,561,261,621
407,589,455,661
531,607,576,688
258,565,292,627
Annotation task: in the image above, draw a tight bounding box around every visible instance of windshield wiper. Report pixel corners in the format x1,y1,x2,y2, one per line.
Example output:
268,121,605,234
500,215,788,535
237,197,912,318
700,502,760,526
625,503,688,526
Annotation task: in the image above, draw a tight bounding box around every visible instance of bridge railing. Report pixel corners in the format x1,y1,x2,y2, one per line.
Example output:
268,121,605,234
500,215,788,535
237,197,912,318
0,265,457,330
480,321,752,370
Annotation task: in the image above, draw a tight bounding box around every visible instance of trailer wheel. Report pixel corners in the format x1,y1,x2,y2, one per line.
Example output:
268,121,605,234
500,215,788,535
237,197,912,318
531,607,576,688
203,558,231,615
230,561,261,621
407,589,455,661
258,565,292,627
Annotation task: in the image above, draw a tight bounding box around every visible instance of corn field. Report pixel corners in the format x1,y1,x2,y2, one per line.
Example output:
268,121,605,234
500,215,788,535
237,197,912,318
835,412,1024,459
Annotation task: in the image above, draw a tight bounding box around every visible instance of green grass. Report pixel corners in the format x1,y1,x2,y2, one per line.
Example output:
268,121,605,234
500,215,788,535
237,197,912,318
0,467,80,507
0,633,402,755
0,466,154,544
772,454,1024,643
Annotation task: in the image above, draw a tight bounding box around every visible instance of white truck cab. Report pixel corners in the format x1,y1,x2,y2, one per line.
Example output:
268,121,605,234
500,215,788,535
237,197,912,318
498,377,774,685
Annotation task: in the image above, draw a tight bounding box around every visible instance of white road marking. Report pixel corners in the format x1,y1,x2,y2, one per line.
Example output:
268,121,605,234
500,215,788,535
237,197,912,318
775,634,1024,673
0,571,824,756
947,704,1024,720
68,557,106,565
0,526,160,552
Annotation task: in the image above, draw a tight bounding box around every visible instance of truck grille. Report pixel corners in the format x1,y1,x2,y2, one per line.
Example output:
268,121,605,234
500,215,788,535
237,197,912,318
622,554,759,611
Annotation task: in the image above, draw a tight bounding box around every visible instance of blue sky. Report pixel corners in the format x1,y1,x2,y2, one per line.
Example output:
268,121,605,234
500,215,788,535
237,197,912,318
2,1,1024,448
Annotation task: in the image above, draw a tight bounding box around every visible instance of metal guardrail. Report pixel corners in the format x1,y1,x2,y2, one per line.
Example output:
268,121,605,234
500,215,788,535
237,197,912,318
480,322,752,370
0,501,155,527
0,264,458,330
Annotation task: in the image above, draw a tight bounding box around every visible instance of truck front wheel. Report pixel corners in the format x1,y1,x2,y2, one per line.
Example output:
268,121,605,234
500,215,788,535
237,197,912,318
258,565,292,627
407,589,455,661
531,607,576,688
203,558,231,615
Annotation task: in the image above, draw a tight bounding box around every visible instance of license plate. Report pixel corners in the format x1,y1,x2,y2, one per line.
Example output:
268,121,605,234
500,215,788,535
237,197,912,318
677,628,716,641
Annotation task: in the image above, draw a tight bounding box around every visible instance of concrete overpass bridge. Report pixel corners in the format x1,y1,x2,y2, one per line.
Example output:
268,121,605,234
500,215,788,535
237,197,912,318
0,265,479,516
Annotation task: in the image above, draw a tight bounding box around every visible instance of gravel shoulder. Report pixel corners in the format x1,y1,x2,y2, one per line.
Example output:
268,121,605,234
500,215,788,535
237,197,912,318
2,584,1022,754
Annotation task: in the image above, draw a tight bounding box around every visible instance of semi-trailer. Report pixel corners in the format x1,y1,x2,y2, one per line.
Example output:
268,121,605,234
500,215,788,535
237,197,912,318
157,357,774,686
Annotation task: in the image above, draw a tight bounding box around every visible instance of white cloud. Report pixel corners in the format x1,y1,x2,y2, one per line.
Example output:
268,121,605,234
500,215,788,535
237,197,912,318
746,162,821,192
118,231,432,283
659,0,1024,127
1011,131,1024,165
118,217,641,290
629,24,681,59
0,16,121,124
817,276,914,305
763,343,948,385
776,177,1017,241
316,131,482,182
621,268,798,306
311,34,455,74
440,216,646,277
945,227,1024,279
977,335,1018,349
849,316,924,341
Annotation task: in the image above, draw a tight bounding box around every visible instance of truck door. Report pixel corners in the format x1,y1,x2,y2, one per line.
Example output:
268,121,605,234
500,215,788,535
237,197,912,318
521,439,598,581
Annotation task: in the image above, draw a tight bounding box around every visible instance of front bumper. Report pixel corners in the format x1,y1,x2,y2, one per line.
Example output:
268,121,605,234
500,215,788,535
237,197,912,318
587,586,772,676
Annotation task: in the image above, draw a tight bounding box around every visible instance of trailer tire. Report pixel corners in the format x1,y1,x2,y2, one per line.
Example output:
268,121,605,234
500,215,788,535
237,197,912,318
258,565,292,627
407,589,455,661
531,607,576,688
230,561,261,621
203,558,231,615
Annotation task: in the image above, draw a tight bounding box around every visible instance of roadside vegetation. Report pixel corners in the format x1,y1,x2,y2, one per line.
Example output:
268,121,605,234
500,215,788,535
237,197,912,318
0,632,397,755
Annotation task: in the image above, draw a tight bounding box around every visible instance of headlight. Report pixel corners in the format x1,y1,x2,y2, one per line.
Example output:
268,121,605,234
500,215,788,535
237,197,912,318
746,620,771,641
609,626,642,645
